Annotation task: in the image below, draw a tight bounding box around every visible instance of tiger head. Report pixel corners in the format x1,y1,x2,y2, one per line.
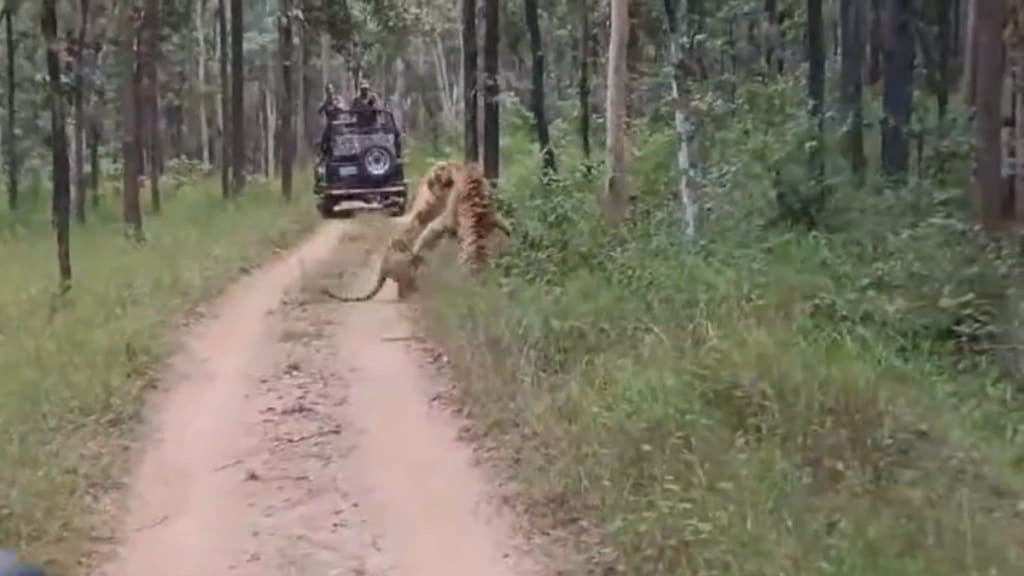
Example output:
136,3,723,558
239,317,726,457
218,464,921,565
423,161,458,195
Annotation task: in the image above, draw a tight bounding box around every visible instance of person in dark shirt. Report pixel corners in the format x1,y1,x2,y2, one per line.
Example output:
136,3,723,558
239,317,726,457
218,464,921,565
350,80,381,128
350,80,380,111
318,83,344,159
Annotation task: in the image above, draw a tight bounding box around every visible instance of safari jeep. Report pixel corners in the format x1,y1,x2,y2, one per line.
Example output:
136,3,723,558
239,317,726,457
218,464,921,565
313,108,408,218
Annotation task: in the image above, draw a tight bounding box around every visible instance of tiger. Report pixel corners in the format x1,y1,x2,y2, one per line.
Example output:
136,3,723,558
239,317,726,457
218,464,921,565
409,162,510,273
322,236,423,302
319,162,459,303
323,160,511,302
394,160,461,243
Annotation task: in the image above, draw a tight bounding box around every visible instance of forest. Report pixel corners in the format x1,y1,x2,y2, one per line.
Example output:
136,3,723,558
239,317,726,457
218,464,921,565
3,0,1024,574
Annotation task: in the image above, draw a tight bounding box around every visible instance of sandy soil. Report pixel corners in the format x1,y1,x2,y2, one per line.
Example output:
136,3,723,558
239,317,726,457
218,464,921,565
91,221,550,576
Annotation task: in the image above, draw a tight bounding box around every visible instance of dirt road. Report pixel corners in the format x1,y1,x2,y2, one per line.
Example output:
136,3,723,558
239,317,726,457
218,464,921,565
92,221,547,576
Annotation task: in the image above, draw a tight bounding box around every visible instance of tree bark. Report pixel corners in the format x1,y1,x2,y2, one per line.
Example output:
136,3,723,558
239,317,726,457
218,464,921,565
298,23,309,163
881,0,914,182
963,0,978,103
483,0,499,183
197,0,211,166
280,0,294,201
462,0,479,163
139,0,161,213
525,0,556,176
73,0,91,223
579,0,592,162
218,0,230,197
121,1,144,240
764,0,779,74
869,0,883,84
88,111,100,200
603,0,630,224
808,0,825,183
665,0,698,239
230,0,245,194
937,0,952,121
5,8,17,212
840,0,866,184
43,0,72,289
973,0,1006,231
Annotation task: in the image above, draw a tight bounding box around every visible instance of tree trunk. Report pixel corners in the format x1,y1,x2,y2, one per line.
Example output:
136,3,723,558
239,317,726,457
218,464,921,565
963,0,978,103
73,0,91,223
840,0,866,184
265,47,276,179
197,0,211,166
462,0,478,162
764,0,781,75
280,0,294,201
579,0,592,162
44,0,72,289
230,0,245,194
298,24,309,162
121,2,144,240
392,56,406,128
139,0,161,213
525,0,556,176
218,0,230,197
603,0,630,224
5,8,17,212
937,0,952,121
881,0,914,182
88,113,100,200
483,0,499,183
665,0,698,239
320,32,329,91
869,0,883,84
808,0,825,183
973,0,1006,231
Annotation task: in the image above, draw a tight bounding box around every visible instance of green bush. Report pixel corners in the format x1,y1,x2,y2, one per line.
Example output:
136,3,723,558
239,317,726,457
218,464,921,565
421,81,1024,574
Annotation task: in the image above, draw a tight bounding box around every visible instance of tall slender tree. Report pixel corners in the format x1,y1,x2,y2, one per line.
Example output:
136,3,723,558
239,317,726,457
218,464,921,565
840,0,866,185
603,0,630,224
139,0,161,212
218,0,230,198
4,5,17,212
73,0,91,223
279,0,295,202
121,1,144,241
196,0,211,166
881,0,914,182
578,0,592,163
973,0,1006,231
230,0,245,194
807,0,825,183
764,0,781,74
43,0,72,290
525,0,556,176
483,0,499,184
462,0,478,163
665,0,698,239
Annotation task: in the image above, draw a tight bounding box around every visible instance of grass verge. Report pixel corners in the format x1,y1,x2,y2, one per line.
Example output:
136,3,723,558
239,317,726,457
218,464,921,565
0,174,319,570
419,98,1024,574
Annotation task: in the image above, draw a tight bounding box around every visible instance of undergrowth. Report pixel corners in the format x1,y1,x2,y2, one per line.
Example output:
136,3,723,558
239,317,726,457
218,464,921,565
421,87,1024,574
0,174,318,570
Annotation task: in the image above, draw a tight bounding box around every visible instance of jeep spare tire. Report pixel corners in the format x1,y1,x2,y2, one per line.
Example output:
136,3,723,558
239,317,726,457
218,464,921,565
359,146,395,179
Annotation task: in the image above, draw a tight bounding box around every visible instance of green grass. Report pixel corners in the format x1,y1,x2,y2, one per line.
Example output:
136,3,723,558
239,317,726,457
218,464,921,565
419,96,1024,574
0,173,319,569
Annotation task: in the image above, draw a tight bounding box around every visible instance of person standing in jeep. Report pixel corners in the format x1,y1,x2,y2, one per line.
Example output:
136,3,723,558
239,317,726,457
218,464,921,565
351,80,381,128
318,83,345,159
350,80,380,111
